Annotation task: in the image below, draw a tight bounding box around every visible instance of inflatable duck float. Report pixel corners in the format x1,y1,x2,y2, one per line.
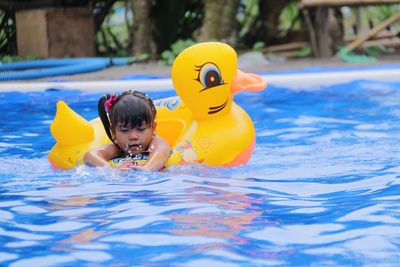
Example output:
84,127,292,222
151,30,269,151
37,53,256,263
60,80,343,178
48,42,267,169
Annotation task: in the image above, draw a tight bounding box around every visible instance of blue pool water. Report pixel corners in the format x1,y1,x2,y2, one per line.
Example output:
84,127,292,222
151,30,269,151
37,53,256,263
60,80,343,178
1,80,400,266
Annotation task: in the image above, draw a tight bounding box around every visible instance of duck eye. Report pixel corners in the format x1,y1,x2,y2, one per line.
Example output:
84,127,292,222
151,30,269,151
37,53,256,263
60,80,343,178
197,63,223,89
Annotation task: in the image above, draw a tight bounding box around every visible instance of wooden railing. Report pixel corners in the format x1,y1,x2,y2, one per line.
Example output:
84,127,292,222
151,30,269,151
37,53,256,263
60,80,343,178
300,0,400,58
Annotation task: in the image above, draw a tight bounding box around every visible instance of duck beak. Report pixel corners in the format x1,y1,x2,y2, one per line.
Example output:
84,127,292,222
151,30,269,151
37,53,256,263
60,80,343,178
231,70,267,94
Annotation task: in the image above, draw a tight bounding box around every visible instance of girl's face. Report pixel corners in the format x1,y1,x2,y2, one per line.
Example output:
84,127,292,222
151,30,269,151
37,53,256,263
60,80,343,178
113,121,155,156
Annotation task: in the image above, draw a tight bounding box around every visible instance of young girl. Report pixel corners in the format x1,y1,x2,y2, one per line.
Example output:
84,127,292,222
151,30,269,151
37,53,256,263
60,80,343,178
84,90,171,171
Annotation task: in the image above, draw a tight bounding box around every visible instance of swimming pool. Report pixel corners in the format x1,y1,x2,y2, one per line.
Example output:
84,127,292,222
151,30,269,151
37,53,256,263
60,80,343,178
1,76,400,266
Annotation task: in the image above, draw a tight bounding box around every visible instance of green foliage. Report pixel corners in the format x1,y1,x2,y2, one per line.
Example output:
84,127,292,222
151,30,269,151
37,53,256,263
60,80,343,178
3,0,399,60
366,4,400,23
338,47,377,63
171,39,195,55
365,46,384,58
295,47,311,58
88,1,400,61
279,2,301,36
237,0,259,39
158,39,195,65
152,0,202,53
96,1,132,57
125,53,150,65
0,54,41,63
0,9,16,55
252,41,265,51
97,23,130,56
26,54,42,60
343,5,400,38
136,53,151,62
0,55,20,63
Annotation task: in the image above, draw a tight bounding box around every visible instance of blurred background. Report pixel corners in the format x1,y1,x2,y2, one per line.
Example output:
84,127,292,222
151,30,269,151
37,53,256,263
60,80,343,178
1,0,400,65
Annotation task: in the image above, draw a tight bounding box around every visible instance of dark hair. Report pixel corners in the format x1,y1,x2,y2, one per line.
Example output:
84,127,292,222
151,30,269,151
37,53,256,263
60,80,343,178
98,90,156,144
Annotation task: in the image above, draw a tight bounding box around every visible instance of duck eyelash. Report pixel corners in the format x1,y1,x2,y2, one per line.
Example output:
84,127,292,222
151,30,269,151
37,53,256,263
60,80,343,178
193,64,205,84
194,64,205,71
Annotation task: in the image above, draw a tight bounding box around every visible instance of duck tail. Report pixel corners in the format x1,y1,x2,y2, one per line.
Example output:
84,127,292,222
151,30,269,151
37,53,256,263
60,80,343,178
50,101,94,146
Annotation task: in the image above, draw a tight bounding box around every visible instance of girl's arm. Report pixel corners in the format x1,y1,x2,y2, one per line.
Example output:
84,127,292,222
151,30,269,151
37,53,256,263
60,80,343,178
83,143,119,167
131,134,171,172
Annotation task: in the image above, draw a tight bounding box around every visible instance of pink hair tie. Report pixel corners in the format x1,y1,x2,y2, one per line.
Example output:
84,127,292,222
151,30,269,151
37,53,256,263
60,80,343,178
105,95,118,111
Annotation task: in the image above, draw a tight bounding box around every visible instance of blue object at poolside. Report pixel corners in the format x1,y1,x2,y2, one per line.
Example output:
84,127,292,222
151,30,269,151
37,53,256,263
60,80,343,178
0,57,133,81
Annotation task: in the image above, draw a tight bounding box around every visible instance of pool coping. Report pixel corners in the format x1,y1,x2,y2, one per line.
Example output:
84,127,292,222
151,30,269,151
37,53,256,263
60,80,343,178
1,67,400,92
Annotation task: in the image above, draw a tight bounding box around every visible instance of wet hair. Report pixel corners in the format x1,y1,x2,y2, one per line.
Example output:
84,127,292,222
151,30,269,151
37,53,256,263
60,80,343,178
98,90,156,145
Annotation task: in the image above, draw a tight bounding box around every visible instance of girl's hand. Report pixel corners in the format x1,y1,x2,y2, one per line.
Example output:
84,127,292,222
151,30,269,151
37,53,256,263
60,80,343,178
119,160,139,171
120,161,152,171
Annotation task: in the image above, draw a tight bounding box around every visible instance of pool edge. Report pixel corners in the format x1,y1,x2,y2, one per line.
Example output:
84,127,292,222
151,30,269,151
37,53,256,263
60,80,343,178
1,68,400,92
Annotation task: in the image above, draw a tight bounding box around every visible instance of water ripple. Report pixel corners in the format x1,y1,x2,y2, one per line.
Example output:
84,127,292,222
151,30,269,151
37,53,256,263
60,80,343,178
2,83,400,265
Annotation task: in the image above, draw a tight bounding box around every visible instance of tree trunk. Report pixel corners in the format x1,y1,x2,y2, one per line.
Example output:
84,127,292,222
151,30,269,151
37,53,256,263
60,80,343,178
315,6,332,57
198,0,222,41
198,0,239,44
129,0,154,58
219,0,240,44
330,8,345,51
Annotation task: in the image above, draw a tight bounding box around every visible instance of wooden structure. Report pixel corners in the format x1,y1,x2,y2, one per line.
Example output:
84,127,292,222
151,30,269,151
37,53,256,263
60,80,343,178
300,0,400,58
301,0,400,6
15,7,95,58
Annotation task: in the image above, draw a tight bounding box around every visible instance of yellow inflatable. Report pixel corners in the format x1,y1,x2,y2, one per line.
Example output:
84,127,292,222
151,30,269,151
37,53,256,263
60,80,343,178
48,42,267,169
